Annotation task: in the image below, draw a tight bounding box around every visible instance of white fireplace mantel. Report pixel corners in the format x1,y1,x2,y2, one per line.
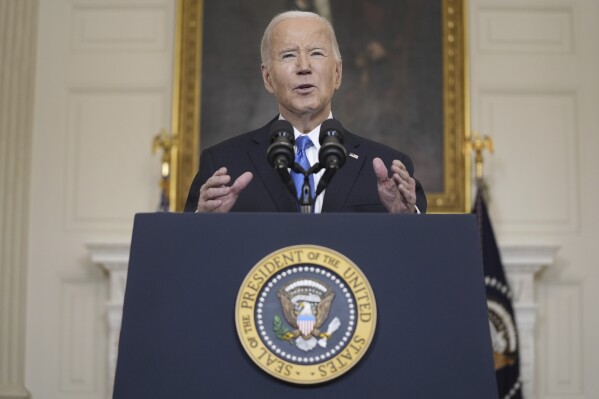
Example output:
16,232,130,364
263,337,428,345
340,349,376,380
86,241,130,396
500,244,559,399
88,241,558,397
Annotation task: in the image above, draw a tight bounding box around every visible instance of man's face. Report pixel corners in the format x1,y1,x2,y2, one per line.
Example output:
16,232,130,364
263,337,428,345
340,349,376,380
261,17,342,122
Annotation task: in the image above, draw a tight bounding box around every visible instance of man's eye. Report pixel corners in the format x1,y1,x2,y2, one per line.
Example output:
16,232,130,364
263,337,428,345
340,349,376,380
282,53,296,59
311,51,325,57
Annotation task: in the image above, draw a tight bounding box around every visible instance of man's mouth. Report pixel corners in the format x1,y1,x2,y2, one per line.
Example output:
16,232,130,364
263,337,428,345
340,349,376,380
295,84,316,93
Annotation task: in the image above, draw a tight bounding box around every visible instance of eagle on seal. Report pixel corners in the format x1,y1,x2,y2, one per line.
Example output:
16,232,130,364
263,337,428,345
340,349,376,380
277,285,335,340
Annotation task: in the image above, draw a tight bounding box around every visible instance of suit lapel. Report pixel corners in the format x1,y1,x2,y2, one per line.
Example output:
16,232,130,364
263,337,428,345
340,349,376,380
247,122,298,212
322,132,366,212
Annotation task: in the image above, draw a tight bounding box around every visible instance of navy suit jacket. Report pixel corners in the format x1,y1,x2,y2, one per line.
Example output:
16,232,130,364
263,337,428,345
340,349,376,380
184,119,427,213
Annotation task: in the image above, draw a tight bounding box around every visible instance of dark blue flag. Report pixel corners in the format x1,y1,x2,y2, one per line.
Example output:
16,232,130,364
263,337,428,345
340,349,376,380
473,188,523,399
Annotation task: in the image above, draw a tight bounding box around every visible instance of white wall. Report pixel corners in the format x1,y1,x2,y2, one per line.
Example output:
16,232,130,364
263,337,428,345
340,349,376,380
12,0,599,398
25,0,174,398
469,0,599,397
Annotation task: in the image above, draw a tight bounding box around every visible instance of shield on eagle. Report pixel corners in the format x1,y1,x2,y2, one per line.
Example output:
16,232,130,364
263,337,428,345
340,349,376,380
297,304,316,336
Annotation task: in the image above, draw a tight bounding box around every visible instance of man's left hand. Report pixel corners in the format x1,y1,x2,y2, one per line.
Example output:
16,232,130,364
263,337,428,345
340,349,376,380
373,157,417,214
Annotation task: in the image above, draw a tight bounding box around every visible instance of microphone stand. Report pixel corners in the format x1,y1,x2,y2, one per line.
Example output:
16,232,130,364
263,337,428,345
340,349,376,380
292,162,322,214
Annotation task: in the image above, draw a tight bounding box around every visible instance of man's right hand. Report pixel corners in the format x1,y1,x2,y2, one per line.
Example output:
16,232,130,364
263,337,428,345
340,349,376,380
196,167,253,213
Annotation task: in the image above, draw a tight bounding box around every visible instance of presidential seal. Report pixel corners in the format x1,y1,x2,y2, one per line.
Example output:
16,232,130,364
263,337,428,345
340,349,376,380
235,245,377,384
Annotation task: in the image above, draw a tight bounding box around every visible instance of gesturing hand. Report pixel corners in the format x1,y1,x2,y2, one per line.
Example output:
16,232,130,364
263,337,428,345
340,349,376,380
372,157,417,214
196,167,253,213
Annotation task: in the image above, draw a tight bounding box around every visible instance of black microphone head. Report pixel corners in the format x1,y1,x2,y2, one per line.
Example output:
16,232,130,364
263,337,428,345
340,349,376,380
318,119,346,169
319,118,344,144
267,120,295,169
269,119,294,137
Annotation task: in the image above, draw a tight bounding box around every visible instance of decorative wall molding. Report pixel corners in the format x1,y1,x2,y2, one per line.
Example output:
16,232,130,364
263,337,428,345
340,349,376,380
88,241,558,398
0,1,38,398
59,281,102,392
475,5,574,54
64,90,165,231
480,91,579,235
71,5,169,52
543,283,583,395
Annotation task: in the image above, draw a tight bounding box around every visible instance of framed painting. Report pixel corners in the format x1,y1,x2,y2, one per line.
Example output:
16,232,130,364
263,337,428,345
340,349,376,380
169,0,470,212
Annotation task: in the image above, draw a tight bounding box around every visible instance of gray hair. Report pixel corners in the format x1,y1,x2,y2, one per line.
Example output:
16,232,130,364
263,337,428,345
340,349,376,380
260,11,342,65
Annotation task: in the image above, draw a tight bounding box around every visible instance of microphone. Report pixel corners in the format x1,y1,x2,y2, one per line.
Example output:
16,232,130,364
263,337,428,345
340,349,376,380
267,120,295,169
315,119,347,197
266,120,297,199
318,119,347,170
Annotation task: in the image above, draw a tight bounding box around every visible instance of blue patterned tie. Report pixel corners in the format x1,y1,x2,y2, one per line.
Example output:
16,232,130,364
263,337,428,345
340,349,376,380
290,135,315,200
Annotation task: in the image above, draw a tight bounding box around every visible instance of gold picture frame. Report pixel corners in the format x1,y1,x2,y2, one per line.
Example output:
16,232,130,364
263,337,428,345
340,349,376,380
168,0,470,213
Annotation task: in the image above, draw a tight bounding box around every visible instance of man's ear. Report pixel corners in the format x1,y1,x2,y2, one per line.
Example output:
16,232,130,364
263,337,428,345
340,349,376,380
261,64,275,94
334,60,343,90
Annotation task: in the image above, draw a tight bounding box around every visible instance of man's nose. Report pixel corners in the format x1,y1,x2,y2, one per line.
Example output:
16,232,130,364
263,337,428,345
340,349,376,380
296,52,311,74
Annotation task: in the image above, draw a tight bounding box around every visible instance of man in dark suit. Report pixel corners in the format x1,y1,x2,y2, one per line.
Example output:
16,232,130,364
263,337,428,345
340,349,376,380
184,10,426,214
